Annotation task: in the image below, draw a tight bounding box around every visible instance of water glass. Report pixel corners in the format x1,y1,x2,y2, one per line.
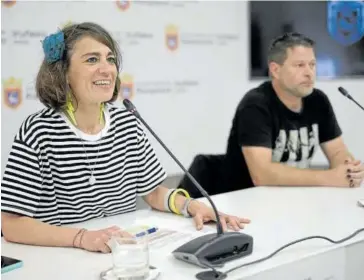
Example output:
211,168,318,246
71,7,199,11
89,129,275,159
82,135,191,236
109,235,150,280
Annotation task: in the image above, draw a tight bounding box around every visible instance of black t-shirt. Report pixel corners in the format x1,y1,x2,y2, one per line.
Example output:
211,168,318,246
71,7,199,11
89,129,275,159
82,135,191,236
222,81,342,192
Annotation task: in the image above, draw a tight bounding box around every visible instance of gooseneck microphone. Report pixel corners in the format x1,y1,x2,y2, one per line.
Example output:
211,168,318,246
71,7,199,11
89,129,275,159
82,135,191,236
338,87,364,111
123,99,253,279
123,98,223,235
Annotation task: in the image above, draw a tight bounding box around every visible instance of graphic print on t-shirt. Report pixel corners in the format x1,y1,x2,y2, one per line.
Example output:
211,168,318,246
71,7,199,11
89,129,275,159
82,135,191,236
272,124,319,168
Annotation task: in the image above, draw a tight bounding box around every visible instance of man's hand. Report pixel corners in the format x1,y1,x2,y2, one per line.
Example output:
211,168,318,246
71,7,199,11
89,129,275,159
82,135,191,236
345,158,364,187
328,161,361,188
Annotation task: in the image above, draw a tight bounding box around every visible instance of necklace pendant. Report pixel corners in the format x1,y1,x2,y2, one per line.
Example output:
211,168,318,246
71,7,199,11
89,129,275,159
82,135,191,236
89,174,96,185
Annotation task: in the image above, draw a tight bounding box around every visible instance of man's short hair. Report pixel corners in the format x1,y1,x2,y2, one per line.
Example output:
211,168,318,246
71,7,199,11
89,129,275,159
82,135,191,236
267,32,315,65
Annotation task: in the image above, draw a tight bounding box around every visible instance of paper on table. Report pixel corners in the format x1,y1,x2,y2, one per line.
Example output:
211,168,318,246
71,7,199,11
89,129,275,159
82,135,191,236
128,216,216,252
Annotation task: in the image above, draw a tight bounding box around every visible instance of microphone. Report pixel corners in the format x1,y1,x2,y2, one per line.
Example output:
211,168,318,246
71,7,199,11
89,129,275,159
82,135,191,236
123,99,253,278
338,87,364,111
123,98,223,235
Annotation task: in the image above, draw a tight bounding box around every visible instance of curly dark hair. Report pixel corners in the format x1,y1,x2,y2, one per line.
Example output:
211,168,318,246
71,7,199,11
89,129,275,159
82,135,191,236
36,22,122,110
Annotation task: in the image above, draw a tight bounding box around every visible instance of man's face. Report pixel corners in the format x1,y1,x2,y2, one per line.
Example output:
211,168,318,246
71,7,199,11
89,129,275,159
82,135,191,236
270,46,316,98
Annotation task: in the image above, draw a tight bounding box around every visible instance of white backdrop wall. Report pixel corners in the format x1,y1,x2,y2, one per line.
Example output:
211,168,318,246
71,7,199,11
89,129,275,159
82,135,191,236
2,1,364,176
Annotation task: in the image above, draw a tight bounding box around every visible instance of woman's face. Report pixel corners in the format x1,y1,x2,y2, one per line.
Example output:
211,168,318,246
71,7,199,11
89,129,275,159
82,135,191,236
67,36,117,106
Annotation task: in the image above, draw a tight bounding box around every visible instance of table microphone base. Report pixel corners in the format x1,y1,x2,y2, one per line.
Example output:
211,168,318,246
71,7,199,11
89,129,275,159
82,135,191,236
196,270,227,280
172,231,253,268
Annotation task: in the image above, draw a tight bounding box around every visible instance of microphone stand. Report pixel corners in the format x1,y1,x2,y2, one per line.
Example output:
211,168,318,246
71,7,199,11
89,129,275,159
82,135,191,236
123,99,254,280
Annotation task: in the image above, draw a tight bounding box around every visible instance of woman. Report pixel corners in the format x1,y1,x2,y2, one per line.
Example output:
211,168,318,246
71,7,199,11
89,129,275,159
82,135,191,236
1,22,250,253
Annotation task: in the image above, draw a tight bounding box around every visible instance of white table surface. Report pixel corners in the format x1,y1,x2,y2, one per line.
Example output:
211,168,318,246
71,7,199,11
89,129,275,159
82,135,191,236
2,186,364,280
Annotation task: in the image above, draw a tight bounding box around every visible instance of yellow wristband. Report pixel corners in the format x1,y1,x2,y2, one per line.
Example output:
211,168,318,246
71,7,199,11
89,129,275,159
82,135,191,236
169,188,190,215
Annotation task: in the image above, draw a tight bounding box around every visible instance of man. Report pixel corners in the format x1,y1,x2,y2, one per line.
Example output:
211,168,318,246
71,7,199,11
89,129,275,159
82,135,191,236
223,32,364,191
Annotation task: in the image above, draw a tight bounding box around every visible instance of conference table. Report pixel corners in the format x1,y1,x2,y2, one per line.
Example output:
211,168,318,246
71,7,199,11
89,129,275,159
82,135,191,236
2,186,364,280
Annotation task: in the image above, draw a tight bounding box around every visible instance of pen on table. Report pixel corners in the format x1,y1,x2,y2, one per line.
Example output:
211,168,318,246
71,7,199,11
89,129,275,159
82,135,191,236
135,227,158,238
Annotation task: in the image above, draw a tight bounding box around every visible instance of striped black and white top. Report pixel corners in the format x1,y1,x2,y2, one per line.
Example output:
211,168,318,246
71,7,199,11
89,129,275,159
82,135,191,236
1,104,167,225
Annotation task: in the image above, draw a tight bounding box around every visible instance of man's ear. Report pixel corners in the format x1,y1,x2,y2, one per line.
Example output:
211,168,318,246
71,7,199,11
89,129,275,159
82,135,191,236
268,62,280,79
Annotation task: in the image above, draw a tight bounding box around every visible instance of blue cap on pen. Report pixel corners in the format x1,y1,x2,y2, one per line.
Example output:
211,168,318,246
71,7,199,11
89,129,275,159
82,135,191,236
135,227,158,238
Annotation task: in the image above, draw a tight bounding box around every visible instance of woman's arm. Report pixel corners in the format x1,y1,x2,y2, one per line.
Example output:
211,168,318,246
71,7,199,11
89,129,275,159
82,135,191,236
142,185,187,213
1,212,128,253
2,212,80,247
143,186,251,231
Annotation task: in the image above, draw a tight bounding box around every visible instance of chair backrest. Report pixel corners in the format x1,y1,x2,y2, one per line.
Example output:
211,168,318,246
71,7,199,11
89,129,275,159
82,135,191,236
178,154,225,198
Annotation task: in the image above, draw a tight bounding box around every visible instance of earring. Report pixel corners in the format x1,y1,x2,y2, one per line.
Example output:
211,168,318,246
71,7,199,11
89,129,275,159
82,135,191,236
66,91,77,126
99,103,105,125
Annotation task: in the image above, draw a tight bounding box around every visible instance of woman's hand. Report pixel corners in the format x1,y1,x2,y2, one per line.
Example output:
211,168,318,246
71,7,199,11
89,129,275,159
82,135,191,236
187,200,251,232
76,225,132,253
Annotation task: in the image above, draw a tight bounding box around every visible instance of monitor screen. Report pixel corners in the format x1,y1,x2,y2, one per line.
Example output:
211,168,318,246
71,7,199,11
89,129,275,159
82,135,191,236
249,1,364,79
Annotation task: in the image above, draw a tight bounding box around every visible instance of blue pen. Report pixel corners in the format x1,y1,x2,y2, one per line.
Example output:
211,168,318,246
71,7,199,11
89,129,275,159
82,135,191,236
135,227,158,238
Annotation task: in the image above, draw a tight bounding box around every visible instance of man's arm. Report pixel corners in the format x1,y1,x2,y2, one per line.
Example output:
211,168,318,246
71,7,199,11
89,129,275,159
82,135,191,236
242,146,351,187
316,92,354,168
320,136,354,168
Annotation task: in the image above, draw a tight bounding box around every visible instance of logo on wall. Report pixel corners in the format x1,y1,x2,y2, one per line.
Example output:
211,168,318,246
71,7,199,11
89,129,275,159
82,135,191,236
116,0,130,11
119,73,134,100
2,0,16,7
327,1,364,46
3,77,22,109
165,24,179,51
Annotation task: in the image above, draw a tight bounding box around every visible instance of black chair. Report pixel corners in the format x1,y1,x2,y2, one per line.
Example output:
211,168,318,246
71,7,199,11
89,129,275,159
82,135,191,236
178,154,226,198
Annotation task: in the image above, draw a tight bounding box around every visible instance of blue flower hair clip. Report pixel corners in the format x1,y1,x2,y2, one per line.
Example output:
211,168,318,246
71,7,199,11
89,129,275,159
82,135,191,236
42,30,65,63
